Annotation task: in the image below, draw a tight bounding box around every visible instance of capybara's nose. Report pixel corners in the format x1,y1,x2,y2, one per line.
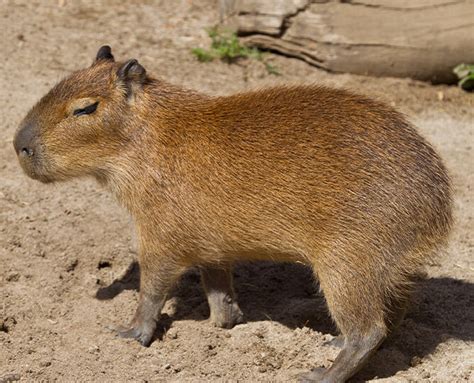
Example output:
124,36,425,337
14,124,36,157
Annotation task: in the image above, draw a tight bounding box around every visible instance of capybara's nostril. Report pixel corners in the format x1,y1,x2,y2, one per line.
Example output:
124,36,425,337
21,147,34,157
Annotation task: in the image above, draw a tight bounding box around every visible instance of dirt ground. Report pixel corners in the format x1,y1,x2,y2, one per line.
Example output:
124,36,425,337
0,1,473,382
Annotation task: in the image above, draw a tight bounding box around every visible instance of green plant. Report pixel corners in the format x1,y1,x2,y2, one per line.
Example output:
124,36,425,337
264,62,281,76
453,64,474,91
192,27,279,75
191,47,215,63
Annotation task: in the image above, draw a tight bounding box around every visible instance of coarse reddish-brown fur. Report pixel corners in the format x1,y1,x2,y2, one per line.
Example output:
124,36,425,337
14,47,452,383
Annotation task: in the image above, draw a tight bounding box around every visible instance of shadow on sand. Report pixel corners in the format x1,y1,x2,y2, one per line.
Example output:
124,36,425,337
96,261,473,381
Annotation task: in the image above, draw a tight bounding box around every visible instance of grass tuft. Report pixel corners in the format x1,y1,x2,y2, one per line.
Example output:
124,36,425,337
192,26,279,75
453,64,474,91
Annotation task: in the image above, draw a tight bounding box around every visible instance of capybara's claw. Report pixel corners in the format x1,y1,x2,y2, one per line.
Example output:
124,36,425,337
116,324,154,347
210,301,245,329
138,332,153,347
117,326,139,339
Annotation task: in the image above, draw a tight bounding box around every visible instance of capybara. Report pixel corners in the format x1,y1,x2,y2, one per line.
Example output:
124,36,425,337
13,46,452,382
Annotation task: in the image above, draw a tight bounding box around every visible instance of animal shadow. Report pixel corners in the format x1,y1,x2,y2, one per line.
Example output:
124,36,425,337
354,276,474,381
96,261,140,300
96,261,474,381
96,261,334,332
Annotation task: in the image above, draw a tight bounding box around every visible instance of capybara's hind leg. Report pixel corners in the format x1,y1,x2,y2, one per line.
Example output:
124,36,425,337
323,297,409,350
200,266,244,328
300,259,388,382
300,326,386,383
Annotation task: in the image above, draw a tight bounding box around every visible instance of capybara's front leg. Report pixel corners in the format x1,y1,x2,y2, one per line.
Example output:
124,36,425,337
118,257,184,346
200,265,244,329
118,290,164,346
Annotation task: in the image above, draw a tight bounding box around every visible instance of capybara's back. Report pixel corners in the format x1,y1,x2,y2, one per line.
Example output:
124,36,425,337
14,47,452,382
168,86,452,377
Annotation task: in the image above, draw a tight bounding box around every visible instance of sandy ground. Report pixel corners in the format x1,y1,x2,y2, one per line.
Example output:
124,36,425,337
0,1,473,382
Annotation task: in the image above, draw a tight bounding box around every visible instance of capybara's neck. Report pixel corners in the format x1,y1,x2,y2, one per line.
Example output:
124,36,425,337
96,79,208,215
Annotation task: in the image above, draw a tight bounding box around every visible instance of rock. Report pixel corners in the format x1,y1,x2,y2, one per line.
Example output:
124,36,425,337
166,327,178,339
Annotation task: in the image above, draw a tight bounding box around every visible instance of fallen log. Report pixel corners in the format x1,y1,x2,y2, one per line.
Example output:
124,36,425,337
220,0,474,83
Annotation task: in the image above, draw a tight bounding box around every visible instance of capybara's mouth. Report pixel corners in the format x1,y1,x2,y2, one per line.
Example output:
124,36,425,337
29,171,54,183
16,152,54,184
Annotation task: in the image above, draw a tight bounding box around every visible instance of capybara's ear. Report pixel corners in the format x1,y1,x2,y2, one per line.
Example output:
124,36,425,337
117,59,146,83
116,59,147,98
95,45,114,63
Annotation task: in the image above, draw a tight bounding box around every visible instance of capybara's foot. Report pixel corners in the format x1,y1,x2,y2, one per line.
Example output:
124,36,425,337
303,325,386,382
117,320,156,347
116,288,167,346
200,266,244,328
210,297,244,329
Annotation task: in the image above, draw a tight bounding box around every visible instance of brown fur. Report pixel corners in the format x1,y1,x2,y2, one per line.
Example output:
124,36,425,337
14,47,452,382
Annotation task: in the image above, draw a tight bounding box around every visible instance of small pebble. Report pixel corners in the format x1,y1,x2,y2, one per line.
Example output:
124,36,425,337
88,345,100,354
166,328,178,339
410,355,422,367
6,273,20,282
65,259,78,272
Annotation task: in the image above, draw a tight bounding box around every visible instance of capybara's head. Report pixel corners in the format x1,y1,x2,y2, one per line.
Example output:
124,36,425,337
13,46,147,183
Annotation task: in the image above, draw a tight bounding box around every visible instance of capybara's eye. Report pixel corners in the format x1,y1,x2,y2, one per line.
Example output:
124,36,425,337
73,101,99,116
